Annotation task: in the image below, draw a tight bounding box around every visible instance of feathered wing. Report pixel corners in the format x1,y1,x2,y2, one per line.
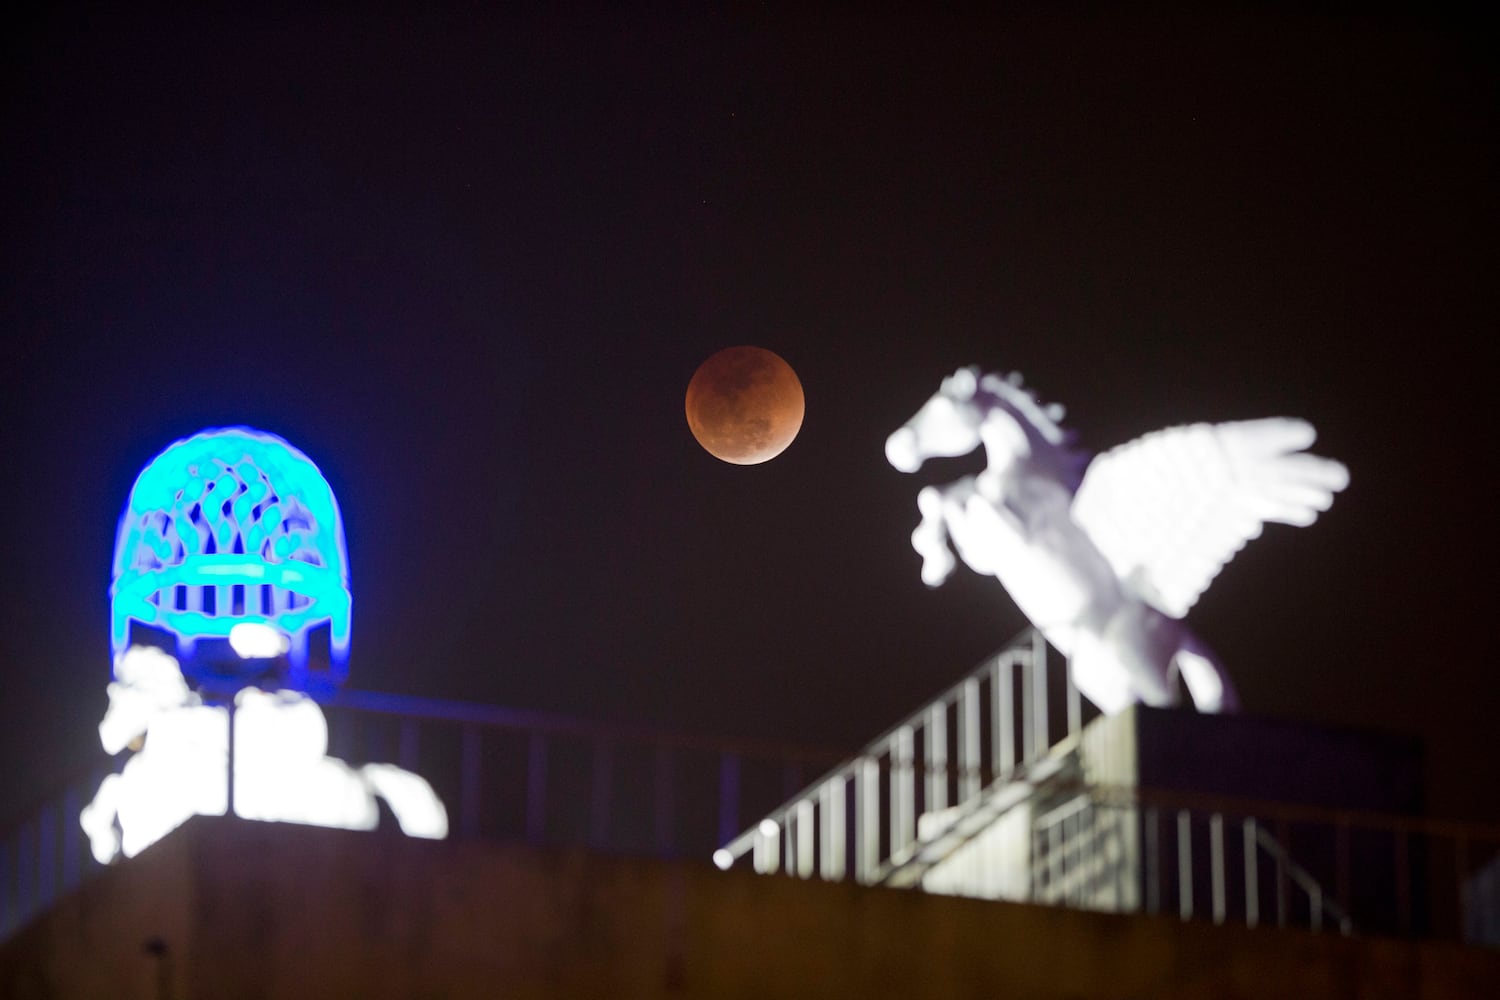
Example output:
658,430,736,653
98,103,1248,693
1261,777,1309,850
1071,418,1349,618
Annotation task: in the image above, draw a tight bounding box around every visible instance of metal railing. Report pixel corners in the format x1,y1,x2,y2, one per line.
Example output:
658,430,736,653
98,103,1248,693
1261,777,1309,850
5,639,1500,949
318,690,841,857
712,630,1082,884
719,758,1500,943
1031,784,1358,933
1118,785,1500,942
0,692,840,945
0,769,105,944
712,632,1500,946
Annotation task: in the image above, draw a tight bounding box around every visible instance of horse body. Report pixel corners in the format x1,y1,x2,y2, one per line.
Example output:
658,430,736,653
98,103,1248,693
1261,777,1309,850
889,367,1348,715
81,646,448,864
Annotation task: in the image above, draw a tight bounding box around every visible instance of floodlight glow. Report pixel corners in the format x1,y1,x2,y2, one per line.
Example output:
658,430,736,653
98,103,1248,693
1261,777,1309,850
759,818,780,837
229,622,291,659
713,849,734,870
888,366,1348,715
81,648,447,863
110,427,351,696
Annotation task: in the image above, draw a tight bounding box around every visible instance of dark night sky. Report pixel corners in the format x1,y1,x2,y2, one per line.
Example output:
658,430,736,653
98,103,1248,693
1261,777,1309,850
2,7,1493,832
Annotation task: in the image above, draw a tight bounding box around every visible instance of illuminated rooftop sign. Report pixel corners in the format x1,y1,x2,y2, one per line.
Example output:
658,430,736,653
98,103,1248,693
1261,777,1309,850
84,427,447,862
110,427,351,697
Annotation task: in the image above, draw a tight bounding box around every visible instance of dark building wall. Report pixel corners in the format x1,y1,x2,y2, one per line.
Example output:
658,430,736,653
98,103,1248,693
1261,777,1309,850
3,816,1496,1000
1133,706,1425,814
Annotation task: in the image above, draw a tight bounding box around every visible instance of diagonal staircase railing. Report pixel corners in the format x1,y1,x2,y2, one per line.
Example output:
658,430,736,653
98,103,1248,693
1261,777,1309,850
711,629,1085,884
709,630,1500,943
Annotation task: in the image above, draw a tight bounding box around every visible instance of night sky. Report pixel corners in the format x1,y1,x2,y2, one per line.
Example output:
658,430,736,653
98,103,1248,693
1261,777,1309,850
2,7,1493,832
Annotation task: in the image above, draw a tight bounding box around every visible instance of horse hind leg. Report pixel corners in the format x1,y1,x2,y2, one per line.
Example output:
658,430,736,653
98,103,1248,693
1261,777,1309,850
362,763,449,839
1173,635,1239,714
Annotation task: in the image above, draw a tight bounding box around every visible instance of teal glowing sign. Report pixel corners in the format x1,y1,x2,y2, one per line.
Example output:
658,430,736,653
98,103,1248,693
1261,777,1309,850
110,428,351,695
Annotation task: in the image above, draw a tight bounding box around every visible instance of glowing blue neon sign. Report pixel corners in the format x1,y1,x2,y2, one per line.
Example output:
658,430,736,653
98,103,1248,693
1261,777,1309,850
110,428,351,695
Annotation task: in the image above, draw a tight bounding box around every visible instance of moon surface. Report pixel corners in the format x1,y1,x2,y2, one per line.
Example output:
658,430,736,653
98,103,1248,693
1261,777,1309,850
685,346,805,465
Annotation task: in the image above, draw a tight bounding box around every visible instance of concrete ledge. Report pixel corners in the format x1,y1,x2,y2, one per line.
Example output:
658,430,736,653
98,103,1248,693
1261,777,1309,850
3,816,1497,999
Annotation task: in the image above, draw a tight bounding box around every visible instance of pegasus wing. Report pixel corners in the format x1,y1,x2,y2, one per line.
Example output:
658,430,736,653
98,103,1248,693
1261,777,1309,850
1071,418,1348,618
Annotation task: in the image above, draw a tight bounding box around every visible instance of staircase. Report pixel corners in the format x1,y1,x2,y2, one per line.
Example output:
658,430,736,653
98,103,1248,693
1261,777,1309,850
714,629,1358,935
713,629,1083,890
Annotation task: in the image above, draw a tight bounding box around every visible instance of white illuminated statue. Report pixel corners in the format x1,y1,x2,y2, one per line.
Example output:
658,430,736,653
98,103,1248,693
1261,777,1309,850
886,368,1348,715
81,644,448,863
82,428,448,863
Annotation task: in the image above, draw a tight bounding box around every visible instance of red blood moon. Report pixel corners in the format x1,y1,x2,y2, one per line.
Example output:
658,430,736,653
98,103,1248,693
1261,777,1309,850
685,346,805,465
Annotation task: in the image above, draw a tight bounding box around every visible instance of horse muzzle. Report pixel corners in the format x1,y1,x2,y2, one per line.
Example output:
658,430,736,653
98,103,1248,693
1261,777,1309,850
885,428,923,472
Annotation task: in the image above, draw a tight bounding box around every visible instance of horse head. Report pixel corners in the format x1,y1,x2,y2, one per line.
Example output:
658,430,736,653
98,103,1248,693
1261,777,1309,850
887,367,1087,489
885,367,988,472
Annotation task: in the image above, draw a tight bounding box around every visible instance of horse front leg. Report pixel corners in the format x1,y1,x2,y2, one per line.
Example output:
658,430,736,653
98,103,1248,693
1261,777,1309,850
913,485,958,586
80,773,124,863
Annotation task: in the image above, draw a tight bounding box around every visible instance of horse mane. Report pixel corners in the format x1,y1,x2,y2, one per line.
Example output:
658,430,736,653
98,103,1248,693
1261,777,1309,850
958,367,1092,492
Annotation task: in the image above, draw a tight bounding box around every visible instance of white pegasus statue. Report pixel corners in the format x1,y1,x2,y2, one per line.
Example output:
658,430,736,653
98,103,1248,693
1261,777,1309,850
886,367,1348,715
80,645,448,863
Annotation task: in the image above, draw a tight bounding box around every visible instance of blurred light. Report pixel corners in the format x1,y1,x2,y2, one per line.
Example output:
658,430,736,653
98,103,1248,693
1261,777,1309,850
713,849,734,870
229,622,290,659
759,818,780,837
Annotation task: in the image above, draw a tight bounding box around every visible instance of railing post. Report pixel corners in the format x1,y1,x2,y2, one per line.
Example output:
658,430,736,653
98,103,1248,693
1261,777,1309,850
1066,657,1082,739
1031,630,1048,758
785,807,798,877
1177,810,1193,921
892,727,914,858
1064,813,1077,905
959,679,980,802
37,807,56,909
398,718,420,772
0,836,11,937
796,799,815,879
718,754,740,849
857,757,879,884
1028,817,1042,903
820,776,845,881
525,731,546,845
1455,833,1469,938
926,704,947,813
15,823,31,927
461,724,482,840
994,655,1014,776
1209,813,1225,925
1394,827,1412,937
1275,819,1289,928
363,712,387,771
590,739,613,848
1080,808,1092,905
1335,818,1350,925
1144,806,1160,915
1044,820,1059,900
61,788,81,892
326,703,351,760
754,819,779,875
1243,818,1259,928
653,745,674,857
1111,802,1128,908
